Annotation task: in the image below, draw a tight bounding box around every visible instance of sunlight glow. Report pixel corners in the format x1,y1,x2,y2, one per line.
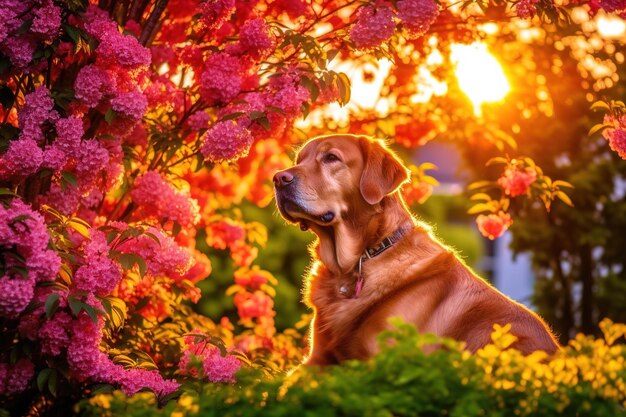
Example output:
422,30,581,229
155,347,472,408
597,14,626,38
451,43,511,116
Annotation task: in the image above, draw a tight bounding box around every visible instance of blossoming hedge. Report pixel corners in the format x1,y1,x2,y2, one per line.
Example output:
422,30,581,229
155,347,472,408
80,319,626,417
0,0,625,415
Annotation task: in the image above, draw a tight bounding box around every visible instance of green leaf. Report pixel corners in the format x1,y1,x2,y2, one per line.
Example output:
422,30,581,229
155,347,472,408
590,101,610,112
467,203,494,215
470,193,492,201
104,108,116,124
336,72,351,106
221,112,245,122
37,368,54,393
485,156,508,166
588,123,610,136
45,293,60,319
555,191,574,207
468,180,494,191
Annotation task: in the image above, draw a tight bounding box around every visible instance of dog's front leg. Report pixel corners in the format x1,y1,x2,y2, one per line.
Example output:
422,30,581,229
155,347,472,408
304,316,338,366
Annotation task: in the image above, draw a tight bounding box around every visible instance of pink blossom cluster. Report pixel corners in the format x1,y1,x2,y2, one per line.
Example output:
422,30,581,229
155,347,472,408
238,18,276,60
349,5,396,50
117,227,194,278
348,0,439,49
497,166,537,197
0,0,61,68
74,230,123,295
67,315,179,395
74,65,117,108
0,87,58,180
396,0,440,38
0,199,60,318
199,0,236,31
0,359,34,396
83,5,151,68
31,0,62,38
476,211,513,240
131,171,201,227
603,115,626,160
200,53,243,105
201,119,254,163
178,331,241,383
601,0,626,12
111,90,149,121
515,0,541,18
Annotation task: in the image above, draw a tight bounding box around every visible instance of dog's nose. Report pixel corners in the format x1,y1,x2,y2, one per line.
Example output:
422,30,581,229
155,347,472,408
273,171,295,188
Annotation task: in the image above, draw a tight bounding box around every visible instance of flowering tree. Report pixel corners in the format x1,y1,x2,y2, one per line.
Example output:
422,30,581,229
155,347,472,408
0,0,625,415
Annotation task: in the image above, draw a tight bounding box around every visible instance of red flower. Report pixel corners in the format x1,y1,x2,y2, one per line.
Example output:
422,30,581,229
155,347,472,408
497,167,537,197
233,290,275,321
476,211,513,240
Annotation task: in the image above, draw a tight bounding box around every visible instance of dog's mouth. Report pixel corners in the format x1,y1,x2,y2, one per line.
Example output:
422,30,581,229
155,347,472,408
275,194,335,230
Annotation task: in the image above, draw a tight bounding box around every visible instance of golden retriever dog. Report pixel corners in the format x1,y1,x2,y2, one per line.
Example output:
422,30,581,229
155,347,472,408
273,134,559,365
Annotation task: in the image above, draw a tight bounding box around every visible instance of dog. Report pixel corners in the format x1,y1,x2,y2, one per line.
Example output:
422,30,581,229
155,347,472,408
273,134,559,365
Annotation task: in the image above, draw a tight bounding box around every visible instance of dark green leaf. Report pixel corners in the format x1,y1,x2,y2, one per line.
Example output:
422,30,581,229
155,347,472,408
45,293,60,319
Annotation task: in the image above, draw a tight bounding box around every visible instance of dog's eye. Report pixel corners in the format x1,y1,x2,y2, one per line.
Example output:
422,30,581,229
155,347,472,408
322,153,341,163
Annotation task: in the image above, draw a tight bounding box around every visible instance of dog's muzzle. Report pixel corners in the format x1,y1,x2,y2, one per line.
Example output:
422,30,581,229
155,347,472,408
273,169,334,229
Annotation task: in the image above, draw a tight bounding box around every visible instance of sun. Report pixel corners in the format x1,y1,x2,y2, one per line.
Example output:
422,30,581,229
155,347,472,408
451,42,511,116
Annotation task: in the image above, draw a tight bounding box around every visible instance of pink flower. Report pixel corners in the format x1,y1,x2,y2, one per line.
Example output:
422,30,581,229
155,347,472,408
199,53,242,104
31,0,62,38
603,116,626,160
17,86,57,143
349,5,396,49
74,230,122,295
497,166,537,197
234,266,275,290
111,90,148,120
98,32,152,67
239,18,275,60
82,5,119,40
233,290,275,321
0,138,44,179
0,199,60,318
515,0,540,17
476,211,513,240
55,116,84,153
267,73,310,117
201,120,254,163
186,111,211,130
39,311,73,356
1,36,36,68
179,331,241,383
397,0,439,38
74,65,116,108
0,359,34,395
117,227,193,278
67,315,179,395
605,128,626,159
131,171,201,227
601,0,626,12
199,0,236,31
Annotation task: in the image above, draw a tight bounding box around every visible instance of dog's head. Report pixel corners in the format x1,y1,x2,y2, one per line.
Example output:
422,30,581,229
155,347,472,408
274,134,411,273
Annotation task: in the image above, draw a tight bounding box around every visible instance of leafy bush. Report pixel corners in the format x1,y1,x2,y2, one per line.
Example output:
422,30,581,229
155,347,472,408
78,318,626,417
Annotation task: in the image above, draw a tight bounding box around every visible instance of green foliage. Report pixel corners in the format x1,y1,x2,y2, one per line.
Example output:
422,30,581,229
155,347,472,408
78,319,626,417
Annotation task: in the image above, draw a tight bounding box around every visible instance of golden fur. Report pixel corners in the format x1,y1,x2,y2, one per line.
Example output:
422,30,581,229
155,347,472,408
273,134,559,365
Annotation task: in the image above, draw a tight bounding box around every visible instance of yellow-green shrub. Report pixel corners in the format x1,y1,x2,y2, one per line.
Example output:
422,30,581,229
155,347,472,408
79,318,626,417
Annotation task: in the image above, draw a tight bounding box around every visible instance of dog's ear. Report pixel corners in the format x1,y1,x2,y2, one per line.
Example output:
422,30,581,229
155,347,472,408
359,138,410,205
